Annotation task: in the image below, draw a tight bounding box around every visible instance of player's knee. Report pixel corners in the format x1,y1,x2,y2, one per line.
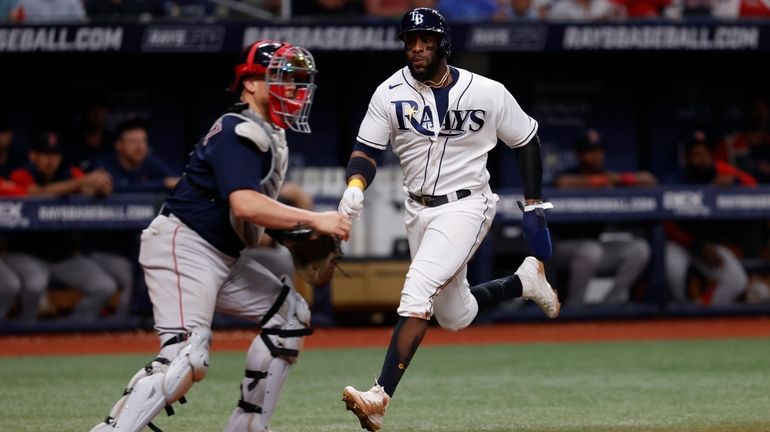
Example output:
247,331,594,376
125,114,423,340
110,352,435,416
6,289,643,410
1,273,22,298
187,327,212,381
574,242,603,268
435,317,463,332
161,327,212,402
25,273,49,296
435,310,474,332
83,273,119,298
398,276,436,320
261,289,312,364
626,239,651,264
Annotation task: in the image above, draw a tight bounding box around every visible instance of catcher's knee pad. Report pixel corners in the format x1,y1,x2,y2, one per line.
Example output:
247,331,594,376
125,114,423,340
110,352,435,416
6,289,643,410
101,327,212,432
224,285,312,432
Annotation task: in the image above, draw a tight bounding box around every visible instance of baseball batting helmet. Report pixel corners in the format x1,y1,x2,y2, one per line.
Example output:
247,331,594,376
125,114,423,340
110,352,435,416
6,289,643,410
396,7,452,58
231,40,318,133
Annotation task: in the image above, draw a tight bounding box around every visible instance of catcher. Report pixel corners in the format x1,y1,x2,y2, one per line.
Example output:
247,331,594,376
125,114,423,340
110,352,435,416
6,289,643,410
89,40,349,432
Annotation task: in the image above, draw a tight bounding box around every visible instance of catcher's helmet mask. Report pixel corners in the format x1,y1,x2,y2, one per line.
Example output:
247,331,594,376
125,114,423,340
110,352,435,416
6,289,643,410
396,7,452,58
231,40,317,133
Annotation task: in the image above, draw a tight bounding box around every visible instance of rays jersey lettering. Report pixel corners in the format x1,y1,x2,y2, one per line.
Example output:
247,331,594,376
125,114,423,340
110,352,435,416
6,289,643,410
391,100,485,137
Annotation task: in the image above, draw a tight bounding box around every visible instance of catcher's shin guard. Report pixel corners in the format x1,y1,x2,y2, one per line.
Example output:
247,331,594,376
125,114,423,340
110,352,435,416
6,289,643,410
224,284,312,432
93,327,211,432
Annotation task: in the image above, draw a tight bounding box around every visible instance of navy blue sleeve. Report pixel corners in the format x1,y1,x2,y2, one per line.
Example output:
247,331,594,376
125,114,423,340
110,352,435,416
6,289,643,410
353,141,385,165
205,120,265,201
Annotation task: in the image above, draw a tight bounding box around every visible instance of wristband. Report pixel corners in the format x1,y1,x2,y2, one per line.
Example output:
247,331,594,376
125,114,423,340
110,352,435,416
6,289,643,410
521,201,554,212
348,178,365,190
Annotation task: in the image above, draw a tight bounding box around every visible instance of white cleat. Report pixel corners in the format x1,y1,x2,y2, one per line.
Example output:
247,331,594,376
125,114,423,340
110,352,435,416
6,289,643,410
342,384,390,431
516,256,561,319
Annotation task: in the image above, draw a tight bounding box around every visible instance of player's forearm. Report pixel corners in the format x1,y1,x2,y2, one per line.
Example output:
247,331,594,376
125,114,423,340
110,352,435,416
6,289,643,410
345,150,378,189
514,135,543,201
230,189,319,230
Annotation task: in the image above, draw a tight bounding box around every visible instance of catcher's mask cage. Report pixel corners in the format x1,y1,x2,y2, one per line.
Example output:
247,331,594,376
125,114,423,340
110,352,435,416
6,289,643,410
231,40,318,134
396,7,452,58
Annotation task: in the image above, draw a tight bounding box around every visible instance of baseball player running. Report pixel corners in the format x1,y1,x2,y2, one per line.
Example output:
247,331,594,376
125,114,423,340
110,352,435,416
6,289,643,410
338,8,559,431
89,40,350,432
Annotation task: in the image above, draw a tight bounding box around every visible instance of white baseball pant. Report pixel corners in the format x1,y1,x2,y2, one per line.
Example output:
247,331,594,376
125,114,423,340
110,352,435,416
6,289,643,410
398,187,499,331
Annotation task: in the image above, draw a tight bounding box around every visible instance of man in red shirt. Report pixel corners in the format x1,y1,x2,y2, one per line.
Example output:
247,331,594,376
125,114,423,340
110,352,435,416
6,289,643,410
10,131,111,196
714,97,770,184
665,130,755,306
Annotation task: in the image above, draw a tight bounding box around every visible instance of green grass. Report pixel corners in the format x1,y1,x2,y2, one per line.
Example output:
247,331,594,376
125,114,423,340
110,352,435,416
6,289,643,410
1,338,770,431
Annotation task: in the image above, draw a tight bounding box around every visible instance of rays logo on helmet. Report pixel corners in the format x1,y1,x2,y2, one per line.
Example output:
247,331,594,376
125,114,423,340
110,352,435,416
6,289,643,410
409,10,424,25
392,100,485,137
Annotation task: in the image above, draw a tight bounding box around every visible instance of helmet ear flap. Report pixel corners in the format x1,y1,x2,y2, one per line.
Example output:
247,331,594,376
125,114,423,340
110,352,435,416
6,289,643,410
230,40,281,92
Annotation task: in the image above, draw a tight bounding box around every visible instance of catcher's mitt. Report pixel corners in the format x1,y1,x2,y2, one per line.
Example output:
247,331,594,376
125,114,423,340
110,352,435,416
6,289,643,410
266,226,343,287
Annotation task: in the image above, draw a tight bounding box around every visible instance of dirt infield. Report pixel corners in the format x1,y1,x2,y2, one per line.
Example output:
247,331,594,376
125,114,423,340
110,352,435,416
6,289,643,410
2,316,769,357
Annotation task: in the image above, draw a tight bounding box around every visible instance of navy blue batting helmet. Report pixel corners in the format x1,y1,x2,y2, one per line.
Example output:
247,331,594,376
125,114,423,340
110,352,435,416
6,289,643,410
396,8,452,58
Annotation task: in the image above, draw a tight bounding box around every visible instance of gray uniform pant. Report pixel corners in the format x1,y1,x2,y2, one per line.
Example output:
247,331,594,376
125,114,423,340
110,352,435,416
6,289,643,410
665,242,748,305
552,238,651,306
140,215,288,341
3,252,118,320
0,258,22,320
91,251,134,317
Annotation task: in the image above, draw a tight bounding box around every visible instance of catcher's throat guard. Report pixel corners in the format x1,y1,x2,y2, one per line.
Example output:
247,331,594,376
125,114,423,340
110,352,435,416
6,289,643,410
266,226,343,287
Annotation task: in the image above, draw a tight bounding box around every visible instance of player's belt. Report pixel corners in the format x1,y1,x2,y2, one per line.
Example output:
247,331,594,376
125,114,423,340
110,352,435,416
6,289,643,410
408,189,471,207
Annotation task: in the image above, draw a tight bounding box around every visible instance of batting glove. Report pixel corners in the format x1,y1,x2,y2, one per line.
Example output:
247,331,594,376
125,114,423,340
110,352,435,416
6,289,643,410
518,200,554,261
338,186,364,220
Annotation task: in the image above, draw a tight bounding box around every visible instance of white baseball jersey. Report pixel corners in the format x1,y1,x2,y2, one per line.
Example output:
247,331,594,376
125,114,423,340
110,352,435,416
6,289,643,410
356,66,537,197
354,65,538,328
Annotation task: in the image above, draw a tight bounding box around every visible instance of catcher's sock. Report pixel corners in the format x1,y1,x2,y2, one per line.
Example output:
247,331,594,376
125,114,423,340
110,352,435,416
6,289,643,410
470,275,523,313
377,316,428,397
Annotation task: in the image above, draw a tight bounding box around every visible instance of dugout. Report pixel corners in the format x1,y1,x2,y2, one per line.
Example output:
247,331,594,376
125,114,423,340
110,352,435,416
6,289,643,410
1,19,770,324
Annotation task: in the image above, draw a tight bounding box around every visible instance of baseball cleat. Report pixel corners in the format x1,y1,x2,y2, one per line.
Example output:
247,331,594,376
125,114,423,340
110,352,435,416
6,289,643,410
516,256,560,319
342,384,390,431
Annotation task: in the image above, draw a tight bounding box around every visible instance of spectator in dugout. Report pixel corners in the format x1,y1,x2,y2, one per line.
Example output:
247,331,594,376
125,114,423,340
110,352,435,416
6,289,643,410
550,129,655,307
0,114,27,185
664,130,755,306
714,96,770,184
83,118,180,193
713,96,770,264
2,131,118,321
66,95,115,170
0,115,26,321
80,118,180,317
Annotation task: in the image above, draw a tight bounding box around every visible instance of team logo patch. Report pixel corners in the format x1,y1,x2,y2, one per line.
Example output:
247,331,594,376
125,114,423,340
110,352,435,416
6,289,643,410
203,119,223,146
409,11,423,25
